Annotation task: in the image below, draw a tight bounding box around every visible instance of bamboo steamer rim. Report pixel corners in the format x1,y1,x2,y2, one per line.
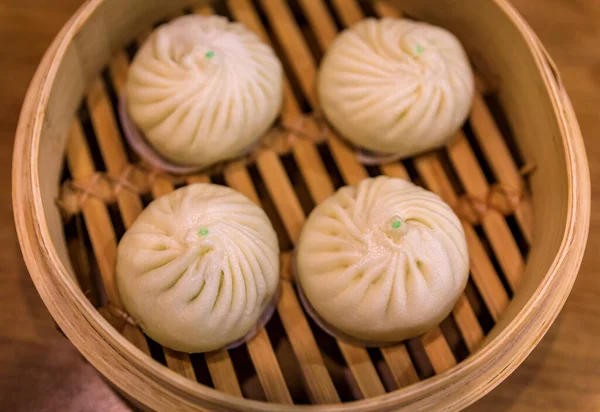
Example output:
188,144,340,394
12,0,591,410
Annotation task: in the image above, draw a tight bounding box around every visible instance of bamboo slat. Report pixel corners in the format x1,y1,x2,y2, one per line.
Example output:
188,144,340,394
330,0,363,26
451,296,484,353
65,121,150,353
373,1,401,18
278,255,341,403
447,134,524,290
187,174,211,185
245,329,293,404
414,153,510,321
164,349,197,381
470,94,534,243
379,345,420,388
65,124,117,301
203,350,243,398
194,5,214,16
422,329,457,374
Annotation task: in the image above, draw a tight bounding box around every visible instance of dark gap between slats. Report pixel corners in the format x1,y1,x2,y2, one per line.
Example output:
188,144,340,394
303,315,355,402
100,68,140,164
288,0,324,63
266,311,310,404
274,114,284,130
146,337,168,366
281,152,316,216
437,149,466,195
60,159,71,185
506,215,530,258
322,0,344,31
152,18,169,29
365,164,381,178
440,316,470,362
79,214,108,307
77,104,107,172
229,344,267,401
210,171,227,187
140,192,154,208
64,215,102,307
189,353,215,388
473,224,514,298
463,120,497,185
464,279,495,334
358,0,378,18
213,0,234,19
63,218,81,262
367,347,398,392
316,142,345,190
174,181,188,190
401,158,425,188
404,338,435,380
124,40,138,62
247,164,294,252
483,94,526,169
250,0,312,113
107,202,127,241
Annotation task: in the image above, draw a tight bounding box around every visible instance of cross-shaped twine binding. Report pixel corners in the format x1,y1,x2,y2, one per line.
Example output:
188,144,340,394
55,173,104,218
55,163,171,218
453,163,535,225
54,113,534,226
111,164,140,195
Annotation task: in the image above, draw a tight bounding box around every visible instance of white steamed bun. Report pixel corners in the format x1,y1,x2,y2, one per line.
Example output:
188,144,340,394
116,184,280,353
318,18,474,158
126,15,283,167
296,176,469,343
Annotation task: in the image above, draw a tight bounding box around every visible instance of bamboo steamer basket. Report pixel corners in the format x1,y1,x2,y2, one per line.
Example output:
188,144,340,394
12,0,590,410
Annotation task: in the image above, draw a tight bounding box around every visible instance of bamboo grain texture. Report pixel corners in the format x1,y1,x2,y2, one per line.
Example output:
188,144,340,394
11,0,591,410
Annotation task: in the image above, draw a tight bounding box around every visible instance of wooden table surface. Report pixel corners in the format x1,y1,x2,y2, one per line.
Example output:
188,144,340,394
1,1,598,410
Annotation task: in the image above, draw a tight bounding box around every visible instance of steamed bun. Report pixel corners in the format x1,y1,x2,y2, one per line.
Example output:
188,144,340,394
126,15,283,168
296,176,469,343
318,18,474,158
116,184,280,353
